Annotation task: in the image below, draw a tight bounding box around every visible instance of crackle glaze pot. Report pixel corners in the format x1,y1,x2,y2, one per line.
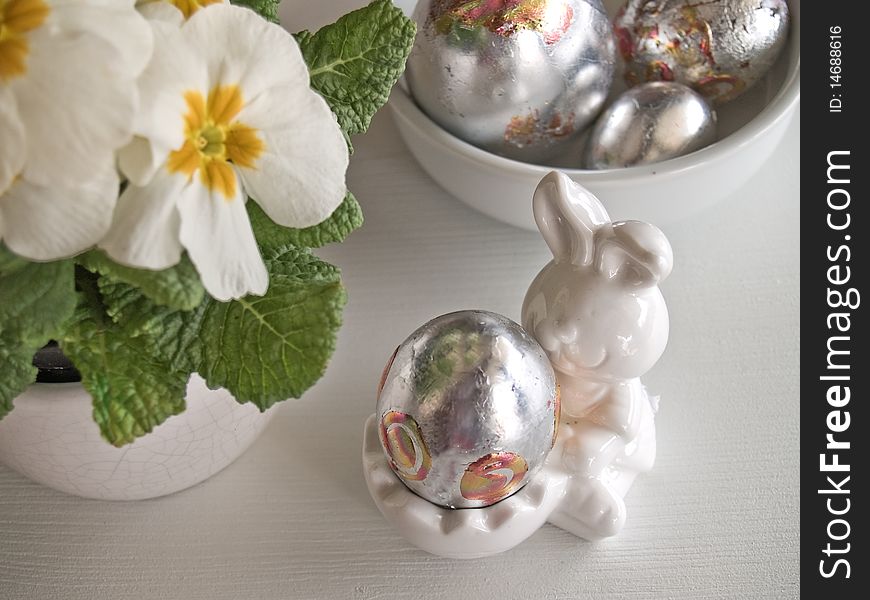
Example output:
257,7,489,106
0,374,276,500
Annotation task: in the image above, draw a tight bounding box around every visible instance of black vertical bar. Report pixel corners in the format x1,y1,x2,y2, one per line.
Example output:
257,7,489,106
802,0,866,595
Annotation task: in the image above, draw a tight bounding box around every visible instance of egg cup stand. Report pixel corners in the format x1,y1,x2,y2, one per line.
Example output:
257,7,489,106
361,393,657,559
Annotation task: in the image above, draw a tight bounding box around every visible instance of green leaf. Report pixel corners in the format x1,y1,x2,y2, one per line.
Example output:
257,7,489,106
60,302,189,447
0,258,77,420
0,345,36,420
0,243,28,275
103,247,347,412
259,245,342,281
297,0,416,137
0,260,76,344
248,192,363,251
99,280,209,375
230,0,280,23
197,246,346,409
77,250,205,311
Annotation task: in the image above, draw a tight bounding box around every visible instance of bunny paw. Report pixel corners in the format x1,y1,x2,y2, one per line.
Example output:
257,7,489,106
552,477,627,540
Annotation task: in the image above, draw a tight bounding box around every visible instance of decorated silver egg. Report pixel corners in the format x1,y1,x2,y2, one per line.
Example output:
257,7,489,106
614,0,790,104
585,81,716,168
406,0,616,164
376,310,559,509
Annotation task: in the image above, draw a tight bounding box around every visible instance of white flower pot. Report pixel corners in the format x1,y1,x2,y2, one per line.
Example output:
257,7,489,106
0,374,276,500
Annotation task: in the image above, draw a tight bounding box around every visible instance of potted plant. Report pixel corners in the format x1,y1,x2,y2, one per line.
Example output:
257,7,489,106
0,0,415,500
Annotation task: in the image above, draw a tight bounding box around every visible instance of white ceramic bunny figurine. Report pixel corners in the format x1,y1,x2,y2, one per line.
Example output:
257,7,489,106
522,171,673,540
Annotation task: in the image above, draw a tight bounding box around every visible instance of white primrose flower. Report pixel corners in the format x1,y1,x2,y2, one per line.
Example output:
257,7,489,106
0,0,152,259
101,4,349,301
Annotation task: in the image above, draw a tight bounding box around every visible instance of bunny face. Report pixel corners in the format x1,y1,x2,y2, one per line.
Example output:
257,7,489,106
524,262,669,380
522,172,673,382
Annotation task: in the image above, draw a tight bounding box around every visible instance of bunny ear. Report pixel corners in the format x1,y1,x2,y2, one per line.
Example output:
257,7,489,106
532,171,610,265
602,220,674,287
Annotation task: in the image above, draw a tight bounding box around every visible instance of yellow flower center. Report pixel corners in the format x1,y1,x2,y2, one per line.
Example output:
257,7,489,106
143,0,223,19
167,84,266,200
0,0,49,82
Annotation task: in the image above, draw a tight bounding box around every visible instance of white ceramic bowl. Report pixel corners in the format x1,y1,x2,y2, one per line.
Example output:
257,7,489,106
390,0,800,229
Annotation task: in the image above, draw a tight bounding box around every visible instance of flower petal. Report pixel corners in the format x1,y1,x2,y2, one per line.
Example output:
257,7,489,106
0,164,119,261
50,0,154,77
136,0,227,22
119,18,207,186
118,136,162,187
136,1,185,26
177,176,268,301
238,83,348,227
100,170,185,270
182,4,309,101
16,30,137,187
0,86,25,193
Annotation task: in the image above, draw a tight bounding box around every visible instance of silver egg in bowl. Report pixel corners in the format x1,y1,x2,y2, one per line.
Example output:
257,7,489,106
376,310,559,509
614,0,790,105
405,0,616,164
585,81,717,169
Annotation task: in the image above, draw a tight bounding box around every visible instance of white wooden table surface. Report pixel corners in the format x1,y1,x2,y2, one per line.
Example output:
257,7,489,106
0,2,800,598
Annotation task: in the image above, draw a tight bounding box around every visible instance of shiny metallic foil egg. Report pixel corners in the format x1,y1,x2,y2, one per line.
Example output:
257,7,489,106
406,0,616,164
614,0,790,104
376,310,559,509
585,81,716,168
